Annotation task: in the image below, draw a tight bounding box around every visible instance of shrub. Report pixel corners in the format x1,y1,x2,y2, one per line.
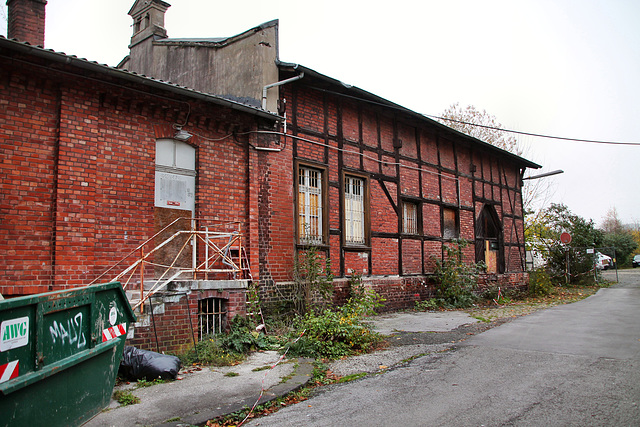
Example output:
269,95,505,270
218,316,277,354
178,316,277,366
414,299,439,311
292,245,334,315
432,240,485,308
528,268,554,297
287,308,380,360
286,276,383,360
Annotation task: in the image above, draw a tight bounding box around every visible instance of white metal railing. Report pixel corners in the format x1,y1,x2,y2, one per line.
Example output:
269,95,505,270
87,217,249,311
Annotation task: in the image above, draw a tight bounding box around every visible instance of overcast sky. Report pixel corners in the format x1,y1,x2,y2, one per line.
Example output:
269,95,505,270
1,0,638,226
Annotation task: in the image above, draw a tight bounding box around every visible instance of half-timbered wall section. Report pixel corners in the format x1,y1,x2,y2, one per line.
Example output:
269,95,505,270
255,69,536,310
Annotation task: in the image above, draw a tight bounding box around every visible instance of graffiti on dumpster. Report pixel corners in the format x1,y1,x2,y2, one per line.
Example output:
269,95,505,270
0,316,29,352
49,312,87,350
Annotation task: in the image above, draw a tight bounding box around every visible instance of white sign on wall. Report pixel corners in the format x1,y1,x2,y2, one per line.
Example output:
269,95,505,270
154,171,195,212
1,317,29,352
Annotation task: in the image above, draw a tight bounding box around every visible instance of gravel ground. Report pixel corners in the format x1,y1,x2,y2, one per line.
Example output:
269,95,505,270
328,284,603,379
328,318,510,377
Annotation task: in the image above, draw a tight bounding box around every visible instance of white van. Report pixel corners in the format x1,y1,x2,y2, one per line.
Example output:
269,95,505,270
595,252,613,270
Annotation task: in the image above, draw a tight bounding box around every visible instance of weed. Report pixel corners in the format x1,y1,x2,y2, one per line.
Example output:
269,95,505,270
165,417,181,422
224,372,239,377
338,372,367,383
135,378,168,388
400,353,427,364
113,390,140,406
471,315,492,323
292,244,334,315
414,299,438,311
252,365,272,372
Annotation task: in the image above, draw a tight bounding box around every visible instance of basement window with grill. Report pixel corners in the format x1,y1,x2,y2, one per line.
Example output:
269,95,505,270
198,298,227,339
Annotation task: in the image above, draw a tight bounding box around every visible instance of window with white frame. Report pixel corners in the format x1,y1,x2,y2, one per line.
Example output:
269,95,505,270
344,175,366,245
298,166,323,244
403,201,418,234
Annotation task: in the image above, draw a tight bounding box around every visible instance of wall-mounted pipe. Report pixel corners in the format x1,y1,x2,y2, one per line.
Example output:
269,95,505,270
262,72,304,111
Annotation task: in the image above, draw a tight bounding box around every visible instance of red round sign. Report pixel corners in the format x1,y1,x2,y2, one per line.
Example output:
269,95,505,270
560,232,572,244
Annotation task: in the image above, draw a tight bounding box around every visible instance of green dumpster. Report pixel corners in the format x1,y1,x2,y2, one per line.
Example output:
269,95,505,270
0,282,135,426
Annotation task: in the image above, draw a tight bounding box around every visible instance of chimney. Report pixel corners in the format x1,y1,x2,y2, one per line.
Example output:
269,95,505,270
7,0,47,46
128,0,170,48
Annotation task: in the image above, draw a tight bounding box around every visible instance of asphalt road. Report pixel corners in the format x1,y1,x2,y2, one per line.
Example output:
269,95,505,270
248,270,640,426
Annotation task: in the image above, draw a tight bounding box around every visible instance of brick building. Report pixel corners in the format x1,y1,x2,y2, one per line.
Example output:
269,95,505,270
0,0,283,350
1,0,539,350
121,1,540,311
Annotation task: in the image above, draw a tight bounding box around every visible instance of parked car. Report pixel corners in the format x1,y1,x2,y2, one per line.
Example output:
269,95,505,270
595,252,613,270
633,255,640,268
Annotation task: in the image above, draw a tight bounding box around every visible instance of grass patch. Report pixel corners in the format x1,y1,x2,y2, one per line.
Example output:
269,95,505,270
224,372,239,377
135,378,169,388
467,285,602,321
400,353,427,364
252,365,272,372
338,372,367,383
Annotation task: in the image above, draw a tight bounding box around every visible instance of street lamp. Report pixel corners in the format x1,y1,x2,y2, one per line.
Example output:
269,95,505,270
522,169,564,180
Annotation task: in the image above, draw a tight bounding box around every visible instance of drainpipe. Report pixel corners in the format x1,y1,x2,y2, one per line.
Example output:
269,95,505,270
261,72,304,111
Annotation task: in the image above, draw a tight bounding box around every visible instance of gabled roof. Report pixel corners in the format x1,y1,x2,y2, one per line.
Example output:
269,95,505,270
278,61,541,169
0,36,280,122
153,20,279,48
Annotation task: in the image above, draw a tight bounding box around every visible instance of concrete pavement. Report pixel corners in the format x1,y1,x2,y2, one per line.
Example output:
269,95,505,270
244,277,640,426
84,310,480,426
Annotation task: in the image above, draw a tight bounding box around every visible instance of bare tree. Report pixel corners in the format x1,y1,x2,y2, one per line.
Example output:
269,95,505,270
439,102,523,155
439,103,555,216
600,207,623,234
0,4,7,37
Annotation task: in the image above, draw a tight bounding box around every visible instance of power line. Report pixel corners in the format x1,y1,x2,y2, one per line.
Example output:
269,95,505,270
425,115,640,146
306,86,640,146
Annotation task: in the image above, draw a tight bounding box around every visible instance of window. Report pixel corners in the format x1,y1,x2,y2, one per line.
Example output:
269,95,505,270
155,138,196,212
344,175,366,245
298,166,324,244
403,201,419,234
443,207,459,239
198,298,227,339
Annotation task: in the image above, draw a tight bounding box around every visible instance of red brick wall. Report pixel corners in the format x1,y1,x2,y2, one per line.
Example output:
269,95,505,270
0,51,264,296
265,77,530,310
7,0,46,46
126,289,247,353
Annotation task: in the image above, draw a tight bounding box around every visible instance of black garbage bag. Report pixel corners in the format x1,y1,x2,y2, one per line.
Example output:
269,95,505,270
118,346,182,381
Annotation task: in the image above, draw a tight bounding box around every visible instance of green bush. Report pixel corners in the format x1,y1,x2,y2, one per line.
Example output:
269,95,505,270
414,299,438,311
285,276,383,360
178,316,278,366
219,316,277,354
433,240,485,308
528,268,554,296
287,307,380,360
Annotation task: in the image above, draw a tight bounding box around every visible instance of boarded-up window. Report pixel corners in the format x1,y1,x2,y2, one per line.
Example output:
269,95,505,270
443,207,458,239
155,139,196,211
345,176,366,245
